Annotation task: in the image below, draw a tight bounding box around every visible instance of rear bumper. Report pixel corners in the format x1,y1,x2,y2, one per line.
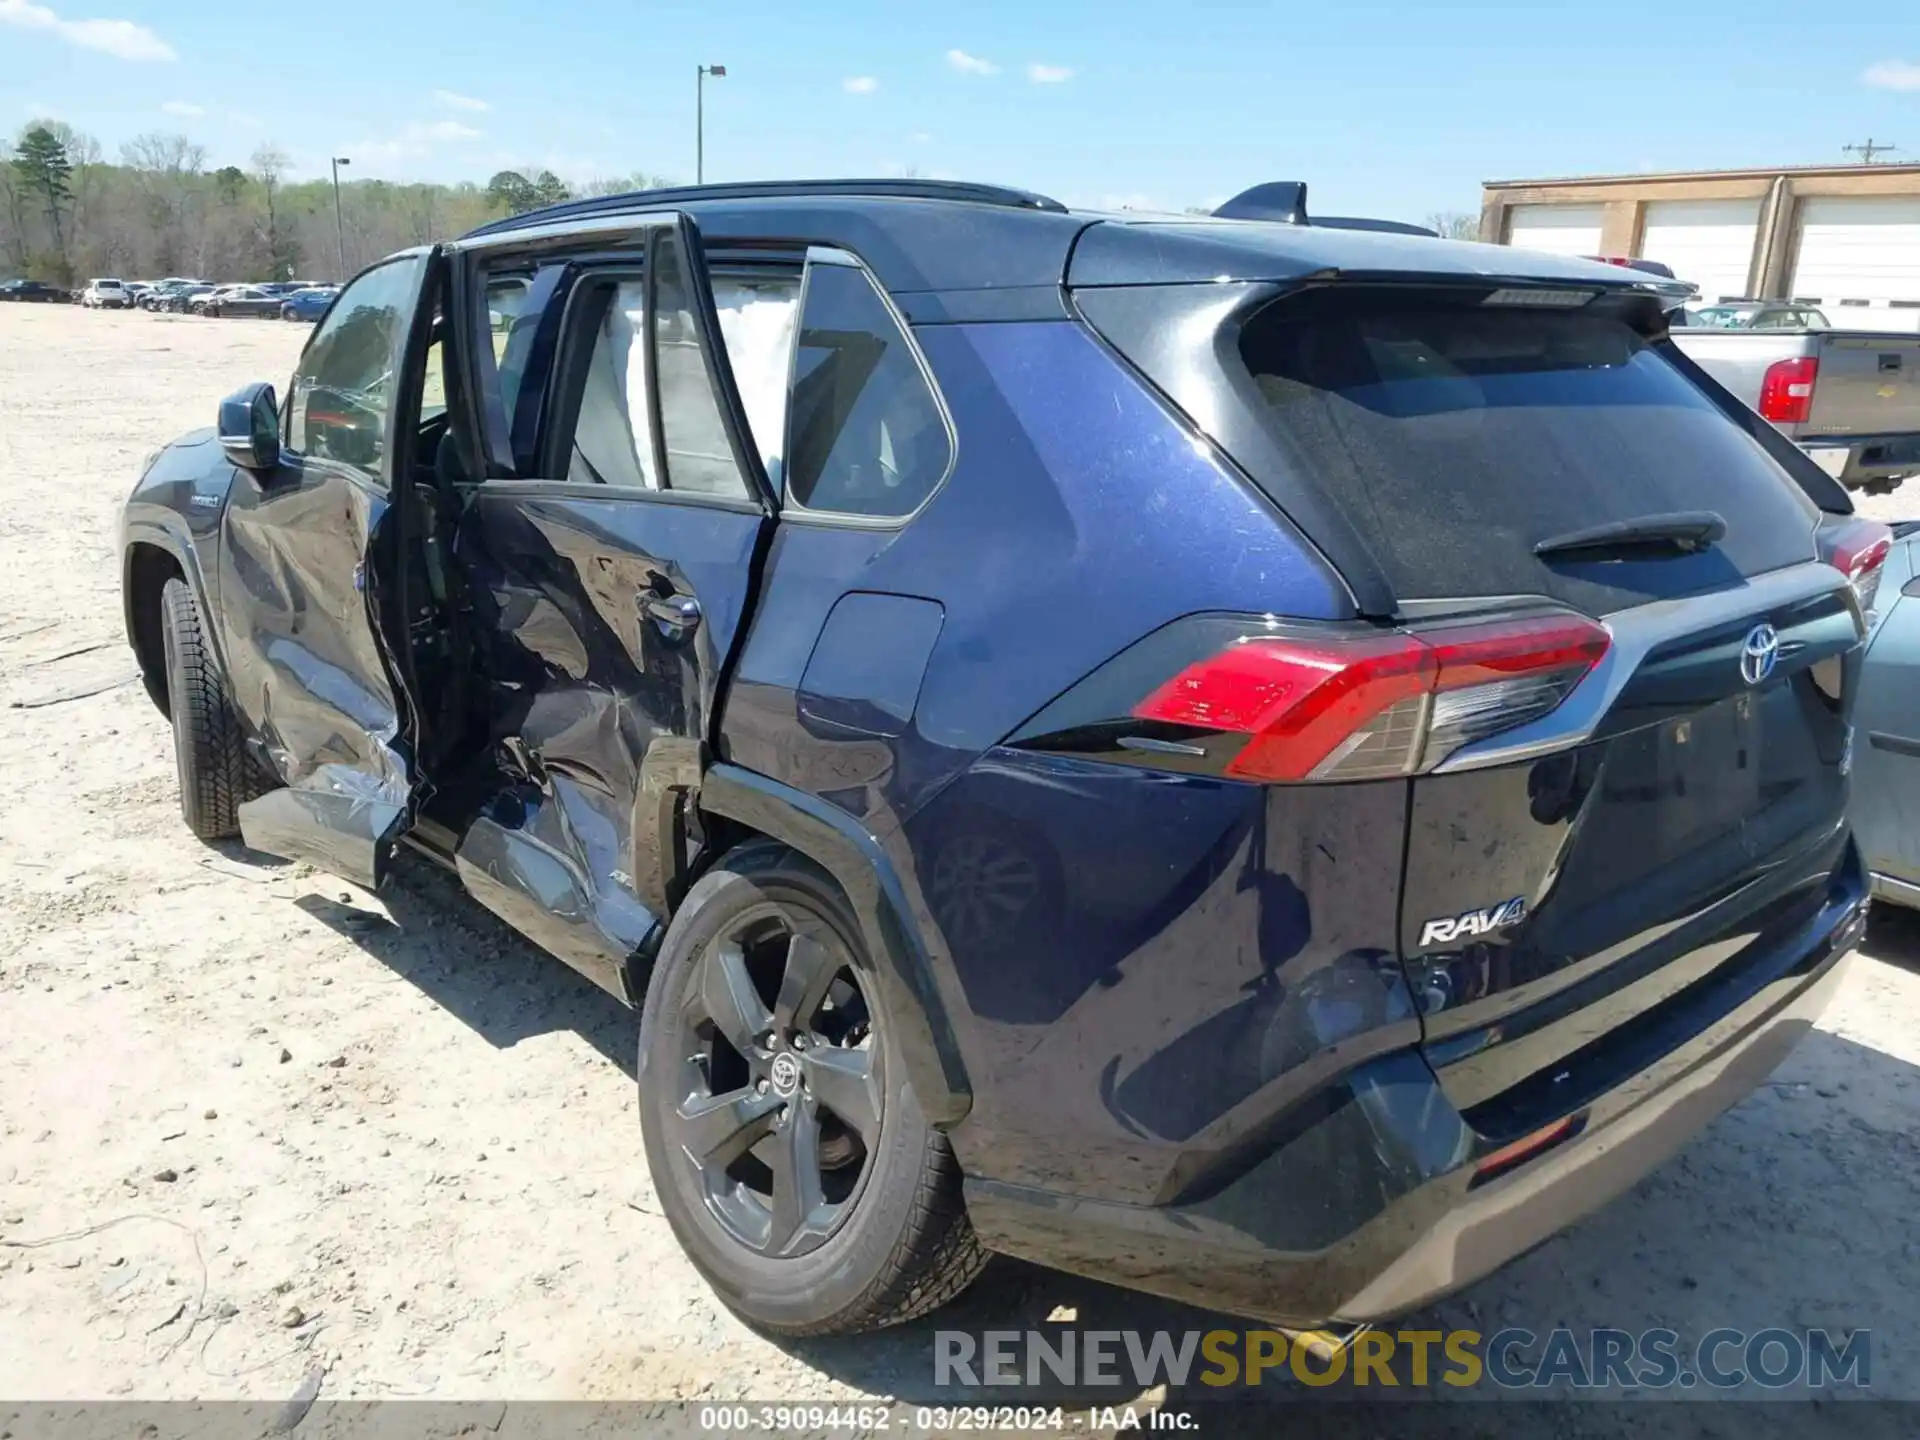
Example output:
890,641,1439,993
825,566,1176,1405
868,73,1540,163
965,862,1867,1327
1803,433,1920,484
1871,871,1920,909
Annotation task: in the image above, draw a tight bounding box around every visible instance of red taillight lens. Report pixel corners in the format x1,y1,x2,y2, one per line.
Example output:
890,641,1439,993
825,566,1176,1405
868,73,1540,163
1826,517,1894,617
1132,614,1611,782
1758,355,1819,424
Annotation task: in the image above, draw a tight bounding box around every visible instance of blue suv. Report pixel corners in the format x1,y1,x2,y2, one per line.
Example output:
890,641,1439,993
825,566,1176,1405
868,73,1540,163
119,179,1877,1338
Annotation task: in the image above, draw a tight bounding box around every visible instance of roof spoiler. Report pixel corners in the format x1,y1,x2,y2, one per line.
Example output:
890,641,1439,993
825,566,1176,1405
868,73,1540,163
1212,181,1440,238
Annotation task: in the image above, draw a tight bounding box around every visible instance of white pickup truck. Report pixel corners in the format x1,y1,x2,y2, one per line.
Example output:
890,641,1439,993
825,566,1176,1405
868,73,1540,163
1673,301,1920,492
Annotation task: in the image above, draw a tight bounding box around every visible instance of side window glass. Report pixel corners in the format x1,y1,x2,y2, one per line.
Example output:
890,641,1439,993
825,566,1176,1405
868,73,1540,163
710,273,801,490
650,228,751,499
553,228,777,501
286,254,426,477
567,278,659,490
484,274,538,419
786,262,950,518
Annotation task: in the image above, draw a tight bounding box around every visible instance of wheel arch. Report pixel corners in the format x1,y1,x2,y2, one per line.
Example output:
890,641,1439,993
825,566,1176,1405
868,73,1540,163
122,537,187,716
694,763,973,1128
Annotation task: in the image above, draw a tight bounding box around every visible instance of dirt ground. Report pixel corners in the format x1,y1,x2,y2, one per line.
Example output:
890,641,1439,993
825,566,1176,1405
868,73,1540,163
4,302,1920,1427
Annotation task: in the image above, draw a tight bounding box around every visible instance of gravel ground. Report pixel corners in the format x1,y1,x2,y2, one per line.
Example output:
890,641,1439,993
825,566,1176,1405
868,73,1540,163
2,303,1919,1430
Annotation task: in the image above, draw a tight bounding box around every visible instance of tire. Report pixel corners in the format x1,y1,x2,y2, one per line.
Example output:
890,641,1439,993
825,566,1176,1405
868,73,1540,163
159,577,271,840
638,839,986,1336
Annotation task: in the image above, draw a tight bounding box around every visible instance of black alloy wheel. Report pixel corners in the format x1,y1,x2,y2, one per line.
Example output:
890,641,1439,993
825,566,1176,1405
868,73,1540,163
668,902,882,1259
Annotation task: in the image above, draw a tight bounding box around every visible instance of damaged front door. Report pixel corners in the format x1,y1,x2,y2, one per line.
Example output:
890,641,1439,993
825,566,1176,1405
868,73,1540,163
217,250,437,888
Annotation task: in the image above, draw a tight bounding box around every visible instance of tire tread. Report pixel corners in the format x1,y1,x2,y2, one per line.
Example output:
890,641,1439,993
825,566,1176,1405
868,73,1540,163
161,578,270,839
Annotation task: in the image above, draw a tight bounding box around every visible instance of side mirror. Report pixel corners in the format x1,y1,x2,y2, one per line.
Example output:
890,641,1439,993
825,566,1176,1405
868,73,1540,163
218,383,280,471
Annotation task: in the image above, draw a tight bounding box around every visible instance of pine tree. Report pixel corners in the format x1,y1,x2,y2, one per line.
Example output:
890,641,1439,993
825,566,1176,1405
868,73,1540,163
12,125,73,258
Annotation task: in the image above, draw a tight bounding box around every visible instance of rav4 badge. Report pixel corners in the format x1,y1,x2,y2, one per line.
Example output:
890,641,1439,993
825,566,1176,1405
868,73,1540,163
1419,896,1528,948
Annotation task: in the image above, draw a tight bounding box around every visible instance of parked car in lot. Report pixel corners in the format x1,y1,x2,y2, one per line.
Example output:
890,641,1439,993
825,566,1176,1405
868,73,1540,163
197,284,285,318
119,177,1877,1339
1680,300,1831,330
140,279,204,312
278,286,337,322
0,278,70,302
1673,312,1920,490
1846,520,1920,908
79,278,132,309
162,284,216,313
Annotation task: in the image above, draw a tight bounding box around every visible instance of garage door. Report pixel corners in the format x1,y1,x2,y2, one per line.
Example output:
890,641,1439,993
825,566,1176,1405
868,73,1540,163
1506,204,1605,257
1640,198,1759,304
1792,197,1920,325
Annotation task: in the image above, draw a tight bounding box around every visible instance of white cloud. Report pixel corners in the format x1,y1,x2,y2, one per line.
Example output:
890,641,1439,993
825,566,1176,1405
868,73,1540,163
843,75,879,95
1026,63,1074,83
160,100,203,117
352,119,484,162
946,48,999,76
434,88,491,112
1864,60,1920,91
909,130,933,144
0,0,174,60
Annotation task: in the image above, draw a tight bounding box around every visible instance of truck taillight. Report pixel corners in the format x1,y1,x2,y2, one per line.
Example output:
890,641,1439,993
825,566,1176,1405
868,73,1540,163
1126,613,1611,782
1825,518,1894,619
1758,355,1819,424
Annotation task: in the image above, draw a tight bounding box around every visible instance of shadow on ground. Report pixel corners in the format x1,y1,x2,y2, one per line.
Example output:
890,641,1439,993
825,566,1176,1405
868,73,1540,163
291,848,636,1075
1864,900,1920,972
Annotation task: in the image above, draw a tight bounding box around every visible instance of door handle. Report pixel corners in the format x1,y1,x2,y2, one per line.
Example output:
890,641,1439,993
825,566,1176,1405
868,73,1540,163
643,592,702,637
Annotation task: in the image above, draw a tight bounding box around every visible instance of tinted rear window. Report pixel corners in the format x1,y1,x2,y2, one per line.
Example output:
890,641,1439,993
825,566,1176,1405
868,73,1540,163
1235,291,1817,607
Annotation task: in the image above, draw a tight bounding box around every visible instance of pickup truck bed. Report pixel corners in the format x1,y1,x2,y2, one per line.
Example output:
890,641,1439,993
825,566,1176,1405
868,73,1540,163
1672,326,1920,490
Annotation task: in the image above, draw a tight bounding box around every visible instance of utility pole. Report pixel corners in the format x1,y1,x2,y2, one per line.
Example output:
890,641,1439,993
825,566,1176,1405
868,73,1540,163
330,155,351,280
1844,138,1899,164
696,64,727,183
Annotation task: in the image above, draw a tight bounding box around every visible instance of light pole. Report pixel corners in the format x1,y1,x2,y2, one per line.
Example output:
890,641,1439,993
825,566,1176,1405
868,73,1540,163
330,155,351,281
696,64,726,183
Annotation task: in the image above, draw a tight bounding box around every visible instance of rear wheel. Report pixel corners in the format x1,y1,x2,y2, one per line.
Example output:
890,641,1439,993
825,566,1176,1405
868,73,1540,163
159,578,271,840
638,841,985,1335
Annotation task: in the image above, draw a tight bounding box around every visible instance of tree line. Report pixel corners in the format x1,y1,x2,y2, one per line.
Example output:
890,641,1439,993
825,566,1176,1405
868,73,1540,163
2,119,670,286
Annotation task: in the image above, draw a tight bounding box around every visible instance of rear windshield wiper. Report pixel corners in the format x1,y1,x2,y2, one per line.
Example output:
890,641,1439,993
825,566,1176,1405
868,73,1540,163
1534,511,1727,560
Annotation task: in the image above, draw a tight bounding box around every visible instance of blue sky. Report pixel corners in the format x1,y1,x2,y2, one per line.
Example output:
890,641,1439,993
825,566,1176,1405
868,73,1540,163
3,0,1920,219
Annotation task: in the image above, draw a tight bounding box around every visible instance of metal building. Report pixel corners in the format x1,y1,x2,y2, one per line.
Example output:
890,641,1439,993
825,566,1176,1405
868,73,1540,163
1481,163,1920,328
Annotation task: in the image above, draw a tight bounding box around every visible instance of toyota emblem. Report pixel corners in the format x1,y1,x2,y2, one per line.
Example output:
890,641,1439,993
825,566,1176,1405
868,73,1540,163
1740,623,1779,687
769,1052,802,1096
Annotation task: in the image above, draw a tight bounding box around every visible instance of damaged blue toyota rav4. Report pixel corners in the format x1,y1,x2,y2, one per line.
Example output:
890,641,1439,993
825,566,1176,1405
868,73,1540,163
120,178,1881,1338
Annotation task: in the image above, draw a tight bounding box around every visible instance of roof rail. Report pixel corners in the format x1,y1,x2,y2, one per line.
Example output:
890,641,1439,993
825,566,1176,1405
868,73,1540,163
1314,216,1441,237
465,177,1068,238
1210,182,1438,237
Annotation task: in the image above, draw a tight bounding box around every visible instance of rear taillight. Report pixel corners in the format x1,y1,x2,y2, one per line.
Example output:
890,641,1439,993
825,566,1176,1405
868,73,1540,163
1758,355,1819,424
1825,518,1894,618
1128,613,1610,782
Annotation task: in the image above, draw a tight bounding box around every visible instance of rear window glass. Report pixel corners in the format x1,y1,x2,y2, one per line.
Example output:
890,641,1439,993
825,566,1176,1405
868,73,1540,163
1236,292,1818,603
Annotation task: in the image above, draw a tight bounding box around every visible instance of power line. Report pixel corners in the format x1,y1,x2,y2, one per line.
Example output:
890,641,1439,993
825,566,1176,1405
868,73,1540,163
1843,138,1899,164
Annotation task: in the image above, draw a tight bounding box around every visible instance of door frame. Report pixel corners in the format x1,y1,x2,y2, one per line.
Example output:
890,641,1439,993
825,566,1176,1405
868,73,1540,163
438,212,788,924
231,246,449,889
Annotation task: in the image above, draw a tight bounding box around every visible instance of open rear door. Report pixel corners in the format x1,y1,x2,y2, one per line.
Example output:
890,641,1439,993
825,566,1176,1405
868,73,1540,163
223,248,442,889
431,210,782,994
